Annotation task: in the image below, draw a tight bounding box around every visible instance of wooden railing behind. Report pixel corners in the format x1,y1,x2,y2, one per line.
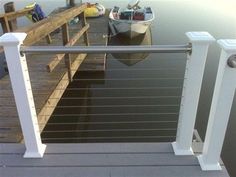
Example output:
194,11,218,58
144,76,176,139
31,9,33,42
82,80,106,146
3,4,89,80
17,4,88,46
0,4,51,49
0,7,34,33
17,4,89,78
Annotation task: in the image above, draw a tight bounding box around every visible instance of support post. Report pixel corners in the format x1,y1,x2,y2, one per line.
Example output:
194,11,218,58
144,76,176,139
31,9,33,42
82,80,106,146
0,33,46,158
4,2,17,31
0,17,11,33
62,23,73,82
69,0,75,6
79,12,90,46
172,32,215,155
198,40,236,170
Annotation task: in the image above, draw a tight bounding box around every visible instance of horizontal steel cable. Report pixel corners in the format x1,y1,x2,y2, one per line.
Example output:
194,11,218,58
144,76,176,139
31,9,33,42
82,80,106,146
40,120,178,125
28,68,181,72
26,78,184,83
43,96,182,100
41,113,179,117
42,104,179,109
41,135,176,141
42,128,177,133
0,120,178,128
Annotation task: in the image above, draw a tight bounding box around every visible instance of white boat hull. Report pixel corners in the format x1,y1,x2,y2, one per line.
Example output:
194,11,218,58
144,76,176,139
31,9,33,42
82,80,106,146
109,5,154,39
111,20,151,38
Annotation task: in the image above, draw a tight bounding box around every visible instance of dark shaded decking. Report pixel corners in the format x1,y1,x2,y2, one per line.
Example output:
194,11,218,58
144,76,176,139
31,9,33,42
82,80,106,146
0,143,229,177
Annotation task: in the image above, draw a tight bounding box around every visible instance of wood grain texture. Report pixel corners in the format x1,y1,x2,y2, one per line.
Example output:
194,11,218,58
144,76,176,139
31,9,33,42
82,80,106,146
17,4,87,46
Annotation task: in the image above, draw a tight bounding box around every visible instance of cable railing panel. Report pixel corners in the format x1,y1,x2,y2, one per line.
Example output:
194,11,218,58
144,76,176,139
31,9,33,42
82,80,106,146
0,31,191,144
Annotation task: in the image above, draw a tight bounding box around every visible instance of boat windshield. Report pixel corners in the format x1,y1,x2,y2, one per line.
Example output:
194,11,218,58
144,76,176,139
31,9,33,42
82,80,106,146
127,0,140,9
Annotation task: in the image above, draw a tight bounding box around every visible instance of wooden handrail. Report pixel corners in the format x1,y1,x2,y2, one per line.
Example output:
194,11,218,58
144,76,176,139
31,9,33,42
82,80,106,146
0,7,34,33
17,4,87,46
0,7,33,20
1,4,89,79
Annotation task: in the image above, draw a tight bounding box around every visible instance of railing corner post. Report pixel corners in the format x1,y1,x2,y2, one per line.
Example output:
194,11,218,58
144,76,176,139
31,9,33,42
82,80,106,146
0,33,46,158
198,39,236,171
172,32,215,155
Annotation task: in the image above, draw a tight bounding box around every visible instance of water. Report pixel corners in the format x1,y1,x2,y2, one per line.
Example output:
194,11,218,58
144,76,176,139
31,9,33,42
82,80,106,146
1,0,236,176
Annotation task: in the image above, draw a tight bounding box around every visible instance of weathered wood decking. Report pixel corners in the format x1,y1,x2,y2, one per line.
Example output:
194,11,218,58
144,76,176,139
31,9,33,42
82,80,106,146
80,16,108,71
0,143,229,177
0,10,108,142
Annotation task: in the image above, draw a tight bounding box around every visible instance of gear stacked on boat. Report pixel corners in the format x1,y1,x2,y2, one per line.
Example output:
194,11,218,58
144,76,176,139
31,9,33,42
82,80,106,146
84,3,105,18
109,0,155,38
119,9,146,21
25,3,46,22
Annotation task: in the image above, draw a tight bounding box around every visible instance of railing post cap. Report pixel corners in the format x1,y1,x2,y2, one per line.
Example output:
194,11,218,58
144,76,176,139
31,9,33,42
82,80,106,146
186,32,215,44
0,33,27,46
217,39,236,52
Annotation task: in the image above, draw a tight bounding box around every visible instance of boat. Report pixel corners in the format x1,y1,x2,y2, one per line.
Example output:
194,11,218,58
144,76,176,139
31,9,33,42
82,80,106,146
109,0,154,38
84,3,105,18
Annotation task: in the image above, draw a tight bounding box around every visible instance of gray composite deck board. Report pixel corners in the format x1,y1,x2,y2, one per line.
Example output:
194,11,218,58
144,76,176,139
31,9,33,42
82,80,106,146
1,154,200,167
1,166,229,177
0,143,173,154
0,143,230,177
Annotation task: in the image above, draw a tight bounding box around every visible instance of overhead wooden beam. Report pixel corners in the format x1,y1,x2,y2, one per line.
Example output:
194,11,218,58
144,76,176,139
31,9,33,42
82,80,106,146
46,23,89,72
17,4,87,46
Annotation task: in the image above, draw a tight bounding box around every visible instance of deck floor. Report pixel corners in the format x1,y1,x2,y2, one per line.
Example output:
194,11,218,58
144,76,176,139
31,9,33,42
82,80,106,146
0,143,229,177
0,16,108,143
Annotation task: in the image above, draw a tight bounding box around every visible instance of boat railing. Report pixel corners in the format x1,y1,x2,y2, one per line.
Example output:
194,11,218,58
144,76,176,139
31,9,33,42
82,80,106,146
0,31,236,171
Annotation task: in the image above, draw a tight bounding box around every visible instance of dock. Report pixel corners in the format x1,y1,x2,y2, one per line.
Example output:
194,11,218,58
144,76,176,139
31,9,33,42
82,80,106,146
0,4,108,143
0,3,234,177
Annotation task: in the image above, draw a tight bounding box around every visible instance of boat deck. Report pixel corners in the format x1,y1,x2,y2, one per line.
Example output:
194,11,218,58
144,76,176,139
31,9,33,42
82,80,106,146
0,143,230,177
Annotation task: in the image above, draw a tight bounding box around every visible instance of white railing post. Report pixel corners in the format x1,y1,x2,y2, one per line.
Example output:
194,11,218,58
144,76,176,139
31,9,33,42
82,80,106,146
0,33,46,158
172,32,215,155
198,40,236,170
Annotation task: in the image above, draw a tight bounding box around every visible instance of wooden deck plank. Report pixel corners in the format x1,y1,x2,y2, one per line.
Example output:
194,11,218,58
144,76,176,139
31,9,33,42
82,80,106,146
79,17,108,71
37,53,87,132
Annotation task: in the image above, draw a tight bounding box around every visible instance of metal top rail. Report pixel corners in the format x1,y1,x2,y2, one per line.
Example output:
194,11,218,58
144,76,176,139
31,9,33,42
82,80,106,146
20,44,192,54
228,54,236,68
